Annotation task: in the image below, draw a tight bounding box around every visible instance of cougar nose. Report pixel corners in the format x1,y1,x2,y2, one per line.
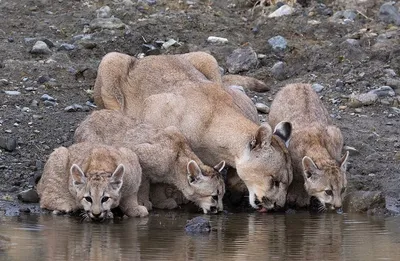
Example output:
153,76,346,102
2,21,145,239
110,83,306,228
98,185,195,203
210,206,218,213
254,198,261,206
92,212,102,219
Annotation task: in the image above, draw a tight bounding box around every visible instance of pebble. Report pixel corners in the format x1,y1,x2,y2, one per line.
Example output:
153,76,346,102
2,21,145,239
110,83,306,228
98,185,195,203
268,35,287,51
0,79,9,86
268,5,294,18
85,101,97,108
21,107,30,113
161,39,180,49
226,46,258,74
336,79,344,88
0,137,17,152
30,41,51,55
96,6,112,18
90,18,126,30
40,94,56,102
348,92,378,107
31,100,39,107
378,2,400,26
255,103,270,114
368,86,395,97
343,10,357,20
37,75,50,84
43,100,57,107
315,3,333,16
4,91,21,96
386,78,400,89
270,61,286,80
311,83,324,93
64,104,84,112
384,69,397,77
58,43,76,51
207,36,228,44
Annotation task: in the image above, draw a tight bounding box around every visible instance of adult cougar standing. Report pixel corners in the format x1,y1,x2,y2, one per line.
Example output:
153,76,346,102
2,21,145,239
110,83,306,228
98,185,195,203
269,83,349,211
93,51,292,211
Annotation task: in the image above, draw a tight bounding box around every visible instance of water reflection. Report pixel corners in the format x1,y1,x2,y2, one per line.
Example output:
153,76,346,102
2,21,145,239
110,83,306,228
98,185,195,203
1,211,400,260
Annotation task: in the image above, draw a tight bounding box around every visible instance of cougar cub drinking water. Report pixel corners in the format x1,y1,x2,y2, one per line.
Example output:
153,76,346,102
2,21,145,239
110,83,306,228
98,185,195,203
74,110,226,214
269,83,349,211
37,143,148,221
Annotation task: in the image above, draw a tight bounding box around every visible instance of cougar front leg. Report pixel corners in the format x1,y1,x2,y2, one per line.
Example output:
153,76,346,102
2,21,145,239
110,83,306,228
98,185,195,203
137,177,153,211
120,193,149,218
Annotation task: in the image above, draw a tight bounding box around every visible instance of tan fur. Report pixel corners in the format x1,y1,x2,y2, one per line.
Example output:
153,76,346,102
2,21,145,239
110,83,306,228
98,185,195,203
93,51,293,210
36,143,148,220
269,83,349,210
149,183,189,210
74,110,225,214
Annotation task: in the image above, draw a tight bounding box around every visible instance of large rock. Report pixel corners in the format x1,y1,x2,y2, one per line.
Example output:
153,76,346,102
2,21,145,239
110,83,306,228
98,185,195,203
226,46,258,74
343,191,386,213
17,189,40,203
185,216,211,233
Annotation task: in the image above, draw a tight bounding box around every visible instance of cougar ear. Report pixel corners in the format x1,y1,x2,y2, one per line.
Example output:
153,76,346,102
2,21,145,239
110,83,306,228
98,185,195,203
213,161,226,173
70,164,86,188
187,160,203,184
273,121,292,147
302,156,318,179
110,164,124,191
251,124,272,149
339,151,349,172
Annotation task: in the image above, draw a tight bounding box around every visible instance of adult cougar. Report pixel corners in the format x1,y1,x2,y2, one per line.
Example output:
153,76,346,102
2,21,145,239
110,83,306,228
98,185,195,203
74,110,226,214
93,51,292,211
37,143,148,221
269,83,349,210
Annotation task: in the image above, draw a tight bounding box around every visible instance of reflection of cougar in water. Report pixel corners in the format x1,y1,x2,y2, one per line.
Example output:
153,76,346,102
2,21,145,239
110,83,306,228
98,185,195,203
37,143,148,221
269,83,349,210
93,51,292,211
74,110,226,214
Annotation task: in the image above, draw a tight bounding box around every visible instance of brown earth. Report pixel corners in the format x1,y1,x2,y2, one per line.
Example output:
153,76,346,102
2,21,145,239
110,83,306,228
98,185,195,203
0,0,399,215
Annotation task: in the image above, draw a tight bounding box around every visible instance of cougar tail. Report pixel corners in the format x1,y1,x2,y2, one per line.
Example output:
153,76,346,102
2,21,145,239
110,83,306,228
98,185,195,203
222,75,269,92
93,52,137,111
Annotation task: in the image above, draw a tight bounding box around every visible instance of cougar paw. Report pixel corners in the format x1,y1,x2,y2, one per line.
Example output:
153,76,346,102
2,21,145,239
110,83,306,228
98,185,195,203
139,200,153,211
126,205,149,218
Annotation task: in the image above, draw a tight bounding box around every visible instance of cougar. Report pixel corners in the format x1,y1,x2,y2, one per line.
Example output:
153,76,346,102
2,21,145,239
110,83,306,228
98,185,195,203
37,143,148,221
93,51,292,211
269,83,349,211
74,110,226,214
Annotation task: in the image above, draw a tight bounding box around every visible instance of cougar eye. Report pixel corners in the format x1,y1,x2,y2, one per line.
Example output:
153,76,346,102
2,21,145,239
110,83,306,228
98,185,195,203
101,196,110,203
84,196,92,203
325,190,333,196
212,195,218,201
341,187,346,194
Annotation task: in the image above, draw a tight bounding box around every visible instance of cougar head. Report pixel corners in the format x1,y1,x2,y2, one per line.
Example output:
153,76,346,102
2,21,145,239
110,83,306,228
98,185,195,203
186,160,226,214
302,151,349,211
71,164,125,222
236,121,293,211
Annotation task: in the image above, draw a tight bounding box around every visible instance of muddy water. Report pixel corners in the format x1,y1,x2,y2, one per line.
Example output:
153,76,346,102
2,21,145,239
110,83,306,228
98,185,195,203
1,211,400,261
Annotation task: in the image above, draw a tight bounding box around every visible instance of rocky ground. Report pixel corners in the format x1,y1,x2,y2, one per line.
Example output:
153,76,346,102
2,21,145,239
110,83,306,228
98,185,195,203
1,0,400,216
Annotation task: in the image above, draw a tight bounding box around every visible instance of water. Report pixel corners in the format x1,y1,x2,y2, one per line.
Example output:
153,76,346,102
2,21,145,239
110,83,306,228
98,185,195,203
1,211,400,261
